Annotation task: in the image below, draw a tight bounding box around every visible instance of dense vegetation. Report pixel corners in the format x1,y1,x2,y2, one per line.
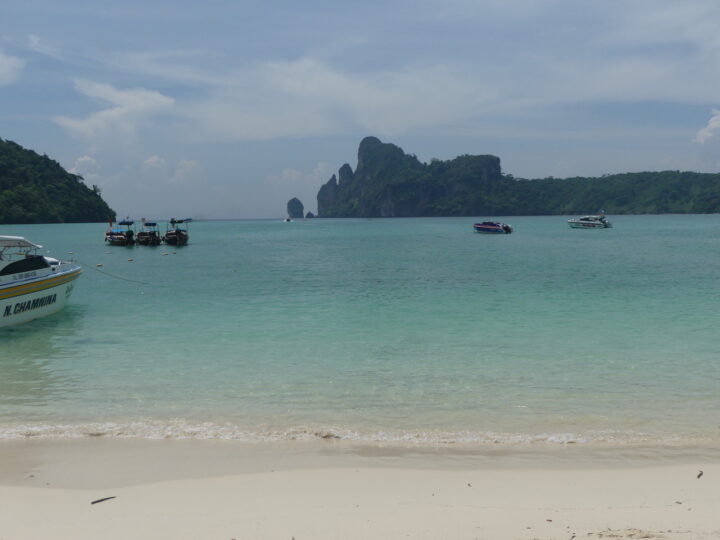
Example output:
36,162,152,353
317,137,720,217
0,138,115,224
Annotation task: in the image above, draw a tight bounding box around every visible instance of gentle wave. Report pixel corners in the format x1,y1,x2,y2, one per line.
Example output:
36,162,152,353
0,420,714,446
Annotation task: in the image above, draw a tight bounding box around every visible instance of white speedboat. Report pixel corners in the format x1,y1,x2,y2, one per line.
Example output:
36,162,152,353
0,236,82,328
568,215,612,229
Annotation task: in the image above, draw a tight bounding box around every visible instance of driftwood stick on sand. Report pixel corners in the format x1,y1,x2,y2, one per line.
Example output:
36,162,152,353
90,496,116,505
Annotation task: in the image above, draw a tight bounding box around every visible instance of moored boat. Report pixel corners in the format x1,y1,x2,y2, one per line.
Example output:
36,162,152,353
473,221,513,234
0,236,82,328
163,218,191,246
105,219,136,245
137,219,162,246
567,215,612,229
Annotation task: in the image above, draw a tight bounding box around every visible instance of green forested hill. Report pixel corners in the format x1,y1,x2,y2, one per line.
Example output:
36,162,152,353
316,137,720,217
0,138,115,224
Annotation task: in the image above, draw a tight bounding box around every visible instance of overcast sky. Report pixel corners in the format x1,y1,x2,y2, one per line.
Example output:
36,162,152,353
2,0,720,218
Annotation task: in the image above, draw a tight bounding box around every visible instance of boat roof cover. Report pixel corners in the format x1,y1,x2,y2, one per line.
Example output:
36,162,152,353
0,236,42,249
118,220,134,225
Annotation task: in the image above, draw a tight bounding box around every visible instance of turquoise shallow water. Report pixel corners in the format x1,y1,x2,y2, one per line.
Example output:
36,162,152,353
1,216,719,445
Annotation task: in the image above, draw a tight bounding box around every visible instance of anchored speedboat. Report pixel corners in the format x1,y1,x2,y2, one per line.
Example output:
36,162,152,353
473,221,513,234
0,236,82,328
567,215,612,229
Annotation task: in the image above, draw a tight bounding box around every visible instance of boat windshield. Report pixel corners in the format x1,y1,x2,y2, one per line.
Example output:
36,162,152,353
0,255,50,275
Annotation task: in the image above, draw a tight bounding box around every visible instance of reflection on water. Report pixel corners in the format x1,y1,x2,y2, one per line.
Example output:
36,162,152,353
0,306,84,420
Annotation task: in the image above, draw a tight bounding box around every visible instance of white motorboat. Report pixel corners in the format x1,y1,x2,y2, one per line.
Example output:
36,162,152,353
568,215,612,229
0,236,82,328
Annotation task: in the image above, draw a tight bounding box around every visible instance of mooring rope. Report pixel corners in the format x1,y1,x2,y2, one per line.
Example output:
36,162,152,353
75,258,151,285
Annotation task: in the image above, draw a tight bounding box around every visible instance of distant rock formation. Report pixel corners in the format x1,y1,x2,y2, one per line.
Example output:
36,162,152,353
317,136,502,217
286,197,304,219
315,136,720,217
305,212,315,219
0,138,116,224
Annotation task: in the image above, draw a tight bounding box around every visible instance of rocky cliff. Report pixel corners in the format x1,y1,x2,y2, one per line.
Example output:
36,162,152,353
286,197,304,219
317,137,505,217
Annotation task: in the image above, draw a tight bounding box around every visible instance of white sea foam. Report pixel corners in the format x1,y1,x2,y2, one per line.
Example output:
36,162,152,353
0,420,713,446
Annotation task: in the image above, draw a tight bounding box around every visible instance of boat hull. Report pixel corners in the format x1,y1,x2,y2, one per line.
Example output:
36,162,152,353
137,232,162,246
105,234,135,245
0,267,82,328
568,221,611,229
163,231,189,245
474,227,510,234
473,222,513,234
106,238,131,246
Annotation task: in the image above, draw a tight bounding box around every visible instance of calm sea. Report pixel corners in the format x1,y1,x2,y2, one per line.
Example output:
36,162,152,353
1,216,719,446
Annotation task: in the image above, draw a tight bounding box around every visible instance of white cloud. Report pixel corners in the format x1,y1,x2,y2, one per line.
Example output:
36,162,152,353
143,154,167,169
173,159,201,183
106,50,224,86
601,2,720,55
266,162,335,186
69,155,100,181
182,58,481,141
54,79,175,139
0,50,25,85
122,41,717,147
694,109,720,144
42,1,720,147
27,34,63,60
138,155,199,186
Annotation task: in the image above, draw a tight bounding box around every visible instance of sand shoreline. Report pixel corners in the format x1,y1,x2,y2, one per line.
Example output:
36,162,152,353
1,439,719,539
2,438,720,486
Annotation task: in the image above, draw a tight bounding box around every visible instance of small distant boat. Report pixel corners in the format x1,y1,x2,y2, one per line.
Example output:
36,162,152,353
164,218,191,246
473,221,513,234
105,219,136,245
1,236,82,328
136,220,162,246
568,215,612,229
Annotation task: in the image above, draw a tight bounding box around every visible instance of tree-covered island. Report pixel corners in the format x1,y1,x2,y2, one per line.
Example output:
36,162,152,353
0,138,115,224
317,137,720,217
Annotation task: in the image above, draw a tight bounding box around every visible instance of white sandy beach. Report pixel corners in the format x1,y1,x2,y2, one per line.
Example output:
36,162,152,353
1,439,718,540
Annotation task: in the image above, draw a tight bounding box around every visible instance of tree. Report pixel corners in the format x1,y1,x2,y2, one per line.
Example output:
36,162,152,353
0,138,116,224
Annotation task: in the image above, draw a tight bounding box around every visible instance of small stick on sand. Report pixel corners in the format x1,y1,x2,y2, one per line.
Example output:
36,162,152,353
90,496,116,505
